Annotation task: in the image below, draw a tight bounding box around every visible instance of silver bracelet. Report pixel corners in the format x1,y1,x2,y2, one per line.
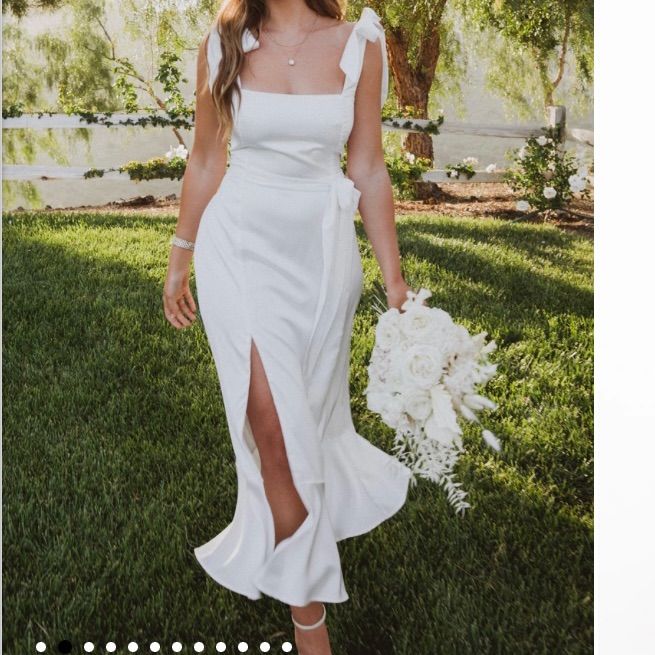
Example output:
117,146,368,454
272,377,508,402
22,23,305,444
170,235,195,251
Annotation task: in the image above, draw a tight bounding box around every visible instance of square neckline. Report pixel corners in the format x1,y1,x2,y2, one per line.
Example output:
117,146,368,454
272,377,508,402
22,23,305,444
237,19,358,98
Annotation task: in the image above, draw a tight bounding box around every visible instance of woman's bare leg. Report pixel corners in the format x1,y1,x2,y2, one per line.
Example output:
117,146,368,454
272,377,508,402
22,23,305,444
246,341,332,655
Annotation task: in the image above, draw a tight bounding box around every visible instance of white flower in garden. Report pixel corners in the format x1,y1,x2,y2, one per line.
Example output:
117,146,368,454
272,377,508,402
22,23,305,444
518,146,528,160
536,135,548,146
448,170,459,178
568,174,587,193
165,144,188,160
543,186,557,199
402,344,448,390
516,200,530,212
375,308,402,351
485,163,498,173
405,152,416,164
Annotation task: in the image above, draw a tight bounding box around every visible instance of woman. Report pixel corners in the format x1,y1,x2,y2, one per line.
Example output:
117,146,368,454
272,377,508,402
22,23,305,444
162,1,413,652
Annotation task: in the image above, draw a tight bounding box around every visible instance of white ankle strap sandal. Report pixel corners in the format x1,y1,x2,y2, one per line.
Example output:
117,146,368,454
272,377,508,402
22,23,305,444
292,603,327,631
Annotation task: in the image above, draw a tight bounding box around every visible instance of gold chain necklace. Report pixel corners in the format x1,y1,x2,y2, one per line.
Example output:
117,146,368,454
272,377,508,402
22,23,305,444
261,12,320,66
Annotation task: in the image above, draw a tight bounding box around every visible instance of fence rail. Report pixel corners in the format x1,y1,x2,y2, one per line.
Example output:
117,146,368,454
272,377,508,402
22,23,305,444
2,105,592,183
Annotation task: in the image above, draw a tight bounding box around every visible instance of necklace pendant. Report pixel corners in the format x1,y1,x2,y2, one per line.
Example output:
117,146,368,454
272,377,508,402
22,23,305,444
288,58,295,66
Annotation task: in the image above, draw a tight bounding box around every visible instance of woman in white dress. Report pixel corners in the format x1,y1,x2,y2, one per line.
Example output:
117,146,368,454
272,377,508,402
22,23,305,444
162,1,413,652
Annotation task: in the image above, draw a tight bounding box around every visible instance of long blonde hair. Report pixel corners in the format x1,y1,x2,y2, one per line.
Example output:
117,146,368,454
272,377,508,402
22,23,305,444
209,0,345,135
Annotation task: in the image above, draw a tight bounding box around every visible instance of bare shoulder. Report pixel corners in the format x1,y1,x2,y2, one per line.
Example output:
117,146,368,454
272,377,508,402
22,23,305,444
315,15,356,42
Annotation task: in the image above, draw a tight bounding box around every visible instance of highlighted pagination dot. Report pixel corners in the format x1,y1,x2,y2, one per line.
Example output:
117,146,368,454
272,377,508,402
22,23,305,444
282,643,293,653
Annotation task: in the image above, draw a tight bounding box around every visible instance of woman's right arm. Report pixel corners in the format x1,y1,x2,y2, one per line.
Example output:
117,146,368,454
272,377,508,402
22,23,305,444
162,32,229,329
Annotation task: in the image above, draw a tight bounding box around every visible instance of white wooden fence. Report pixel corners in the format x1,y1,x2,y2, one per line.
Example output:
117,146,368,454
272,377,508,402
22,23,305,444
2,105,593,183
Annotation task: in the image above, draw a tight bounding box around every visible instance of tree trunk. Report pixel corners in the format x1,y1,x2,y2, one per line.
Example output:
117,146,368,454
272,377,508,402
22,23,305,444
384,1,446,163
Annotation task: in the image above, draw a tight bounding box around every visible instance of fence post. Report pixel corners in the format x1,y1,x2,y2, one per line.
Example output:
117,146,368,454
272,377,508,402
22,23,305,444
546,105,566,143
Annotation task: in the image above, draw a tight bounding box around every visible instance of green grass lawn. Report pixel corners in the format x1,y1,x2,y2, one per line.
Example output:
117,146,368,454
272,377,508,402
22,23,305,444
2,209,593,654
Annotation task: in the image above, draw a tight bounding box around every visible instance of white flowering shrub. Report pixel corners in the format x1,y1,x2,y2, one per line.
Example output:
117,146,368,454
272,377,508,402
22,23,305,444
445,156,478,180
505,127,593,212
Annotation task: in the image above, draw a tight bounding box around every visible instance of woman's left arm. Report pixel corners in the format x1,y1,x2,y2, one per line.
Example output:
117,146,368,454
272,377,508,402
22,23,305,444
346,36,412,311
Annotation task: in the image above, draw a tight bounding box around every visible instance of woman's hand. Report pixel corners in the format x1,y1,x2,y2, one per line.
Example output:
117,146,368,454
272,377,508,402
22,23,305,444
163,256,197,329
386,278,413,311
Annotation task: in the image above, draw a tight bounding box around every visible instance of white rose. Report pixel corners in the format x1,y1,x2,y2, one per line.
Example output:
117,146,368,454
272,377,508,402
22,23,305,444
399,305,440,343
402,344,447,390
516,200,530,211
536,135,548,146
166,144,188,160
543,186,557,199
568,174,586,193
403,388,433,422
375,308,402,351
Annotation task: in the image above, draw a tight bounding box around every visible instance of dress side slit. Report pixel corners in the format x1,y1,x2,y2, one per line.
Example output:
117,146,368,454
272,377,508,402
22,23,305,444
245,336,309,547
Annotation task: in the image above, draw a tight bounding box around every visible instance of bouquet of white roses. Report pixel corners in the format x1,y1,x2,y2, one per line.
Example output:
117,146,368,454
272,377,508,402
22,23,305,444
366,285,501,513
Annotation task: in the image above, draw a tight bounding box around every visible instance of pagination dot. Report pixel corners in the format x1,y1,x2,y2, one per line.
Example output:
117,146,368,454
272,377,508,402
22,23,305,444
237,643,248,652
259,643,271,653
282,643,293,653
172,643,183,653
36,643,47,653
193,643,205,653
106,643,117,653
128,642,139,653
216,643,226,653
83,643,95,653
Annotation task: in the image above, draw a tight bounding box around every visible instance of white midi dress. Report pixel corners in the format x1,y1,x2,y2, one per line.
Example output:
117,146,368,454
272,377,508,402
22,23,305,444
192,6,412,606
